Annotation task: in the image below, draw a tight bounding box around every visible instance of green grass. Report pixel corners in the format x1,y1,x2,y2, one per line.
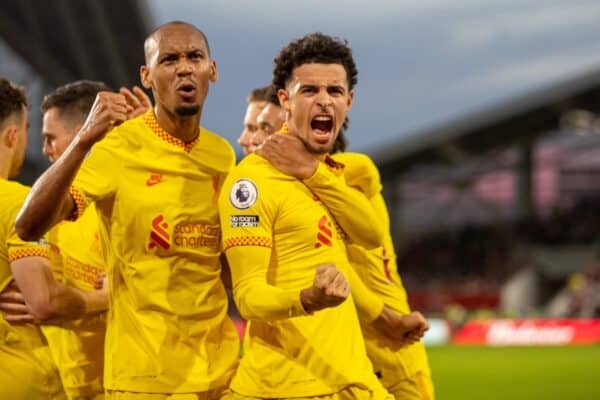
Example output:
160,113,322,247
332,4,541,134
427,345,600,400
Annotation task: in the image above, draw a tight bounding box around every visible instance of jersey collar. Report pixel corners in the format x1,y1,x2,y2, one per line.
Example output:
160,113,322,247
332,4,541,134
142,110,199,153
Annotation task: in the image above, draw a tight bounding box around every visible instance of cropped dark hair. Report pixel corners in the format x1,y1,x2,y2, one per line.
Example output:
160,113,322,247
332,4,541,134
246,85,271,104
42,80,110,122
272,32,358,91
264,85,280,106
0,78,27,125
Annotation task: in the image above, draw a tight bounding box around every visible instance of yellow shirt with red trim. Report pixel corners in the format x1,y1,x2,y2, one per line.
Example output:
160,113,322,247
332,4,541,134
332,152,432,387
219,153,384,398
43,203,106,398
68,110,240,393
0,178,65,399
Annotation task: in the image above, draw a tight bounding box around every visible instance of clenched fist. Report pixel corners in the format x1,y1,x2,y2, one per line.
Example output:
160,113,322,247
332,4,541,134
77,92,129,149
373,307,429,345
300,264,350,313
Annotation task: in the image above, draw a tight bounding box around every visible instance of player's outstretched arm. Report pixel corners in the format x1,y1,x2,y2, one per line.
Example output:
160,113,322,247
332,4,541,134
16,92,128,241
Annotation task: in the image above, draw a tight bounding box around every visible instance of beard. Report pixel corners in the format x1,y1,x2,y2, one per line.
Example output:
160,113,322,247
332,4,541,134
175,104,200,116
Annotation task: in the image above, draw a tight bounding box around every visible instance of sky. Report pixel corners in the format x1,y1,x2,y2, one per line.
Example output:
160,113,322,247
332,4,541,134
148,0,600,156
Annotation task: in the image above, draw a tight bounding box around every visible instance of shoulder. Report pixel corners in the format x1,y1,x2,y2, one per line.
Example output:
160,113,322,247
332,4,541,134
228,153,291,183
196,127,236,171
331,152,381,197
0,179,29,198
0,180,29,211
220,154,284,208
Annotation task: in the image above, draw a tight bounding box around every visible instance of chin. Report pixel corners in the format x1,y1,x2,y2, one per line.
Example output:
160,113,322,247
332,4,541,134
307,143,334,155
175,104,200,116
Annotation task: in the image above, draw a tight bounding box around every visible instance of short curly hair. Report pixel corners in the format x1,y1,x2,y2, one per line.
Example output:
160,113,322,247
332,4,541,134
0,78,27,126
42,80,110,124
272,32,358,92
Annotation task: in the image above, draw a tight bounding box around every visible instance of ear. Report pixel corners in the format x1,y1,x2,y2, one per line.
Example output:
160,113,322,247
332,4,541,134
278,88,290,112
140,65,152,89
209,60,218,82
1,125,17,148
347,89,354,111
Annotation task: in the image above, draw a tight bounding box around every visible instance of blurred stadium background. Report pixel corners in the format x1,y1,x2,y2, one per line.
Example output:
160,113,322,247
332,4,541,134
1,1,598,398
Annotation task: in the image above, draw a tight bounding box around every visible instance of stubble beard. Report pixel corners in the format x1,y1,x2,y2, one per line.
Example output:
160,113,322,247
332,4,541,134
175,104,201,116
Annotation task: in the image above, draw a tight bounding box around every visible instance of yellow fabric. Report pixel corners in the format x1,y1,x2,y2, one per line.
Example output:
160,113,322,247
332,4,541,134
222,384,394,400
0,178,65,399
107,388,225,400
69,111,239,393
331,153,433,395
388,370,434,400
302,158,384,249
43,203,106,399
219,154,383,398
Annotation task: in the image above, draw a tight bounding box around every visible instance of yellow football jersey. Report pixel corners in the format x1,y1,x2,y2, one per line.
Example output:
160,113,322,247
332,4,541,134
0,178,65,399
219,154,385,398
332,153,433,394
43,203,106,399
68,110,240,393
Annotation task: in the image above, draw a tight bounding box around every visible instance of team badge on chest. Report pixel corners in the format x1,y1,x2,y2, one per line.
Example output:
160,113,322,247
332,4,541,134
230,179,258,209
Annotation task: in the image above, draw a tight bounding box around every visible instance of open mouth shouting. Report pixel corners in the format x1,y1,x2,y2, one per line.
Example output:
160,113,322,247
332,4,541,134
176,82,197,102
311,114,334,145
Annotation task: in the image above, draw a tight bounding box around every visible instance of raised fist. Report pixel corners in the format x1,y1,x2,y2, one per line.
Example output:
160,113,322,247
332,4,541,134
301,264,350,313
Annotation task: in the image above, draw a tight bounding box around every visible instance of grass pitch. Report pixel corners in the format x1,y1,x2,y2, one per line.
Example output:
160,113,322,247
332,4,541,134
427,345,600,399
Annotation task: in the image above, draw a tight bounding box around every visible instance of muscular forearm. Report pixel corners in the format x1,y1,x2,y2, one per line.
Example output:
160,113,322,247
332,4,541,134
16,137,91,241
10,256,107,324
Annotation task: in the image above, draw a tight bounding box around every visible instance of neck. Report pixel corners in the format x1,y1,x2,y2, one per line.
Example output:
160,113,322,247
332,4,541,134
0,149,11,179
154,105,202,143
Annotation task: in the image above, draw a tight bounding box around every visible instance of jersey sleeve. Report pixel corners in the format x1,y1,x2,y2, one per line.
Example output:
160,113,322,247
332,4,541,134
219,172,308,321
334,152,382,199
345,263,385,322
7,227,49,262
69,132,120,219
302,157,385,249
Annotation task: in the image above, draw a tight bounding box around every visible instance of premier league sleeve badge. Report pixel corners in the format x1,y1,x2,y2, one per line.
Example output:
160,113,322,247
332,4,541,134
229,179,258,209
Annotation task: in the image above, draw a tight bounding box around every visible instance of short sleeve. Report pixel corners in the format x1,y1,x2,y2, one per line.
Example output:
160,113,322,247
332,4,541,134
69,132,120,219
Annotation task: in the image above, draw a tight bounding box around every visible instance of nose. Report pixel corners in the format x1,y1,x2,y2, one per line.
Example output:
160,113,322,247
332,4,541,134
238,130,248,145
42,138,52,157
176,58,194,75
316,89,332,108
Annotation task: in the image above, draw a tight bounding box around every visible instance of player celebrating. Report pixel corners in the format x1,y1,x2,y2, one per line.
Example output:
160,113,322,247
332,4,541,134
15,21,240,399
219,33,403,400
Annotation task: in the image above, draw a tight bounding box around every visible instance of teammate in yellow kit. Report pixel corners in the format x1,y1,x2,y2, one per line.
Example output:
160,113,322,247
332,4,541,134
237,40,432,399
16,21,239,399
219,33,425,400
0,77,65,400
333,152,435,400
1,78,108,399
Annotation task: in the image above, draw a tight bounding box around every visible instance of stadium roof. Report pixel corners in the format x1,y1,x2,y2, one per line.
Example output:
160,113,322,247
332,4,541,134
0,0,151,89
376,67,600,178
